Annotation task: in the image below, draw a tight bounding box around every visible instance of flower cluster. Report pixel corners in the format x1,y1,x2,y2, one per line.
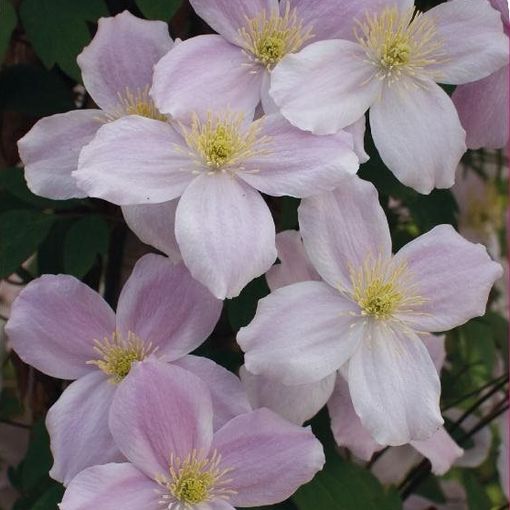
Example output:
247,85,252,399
5,0,508,508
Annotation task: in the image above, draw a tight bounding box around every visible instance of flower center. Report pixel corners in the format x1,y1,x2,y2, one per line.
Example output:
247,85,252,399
156,450,236,508
106,86,167,122
87,331,155,383
355,7,445,82
238,2,313,69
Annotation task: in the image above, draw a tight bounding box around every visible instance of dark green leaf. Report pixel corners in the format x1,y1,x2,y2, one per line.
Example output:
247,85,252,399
135,0,182,20
462,471,491,510
227,275,269,332
21,420,53,492
0,0,16,62
30,483,64,510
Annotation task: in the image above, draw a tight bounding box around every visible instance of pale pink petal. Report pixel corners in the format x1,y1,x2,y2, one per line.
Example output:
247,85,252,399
175,173,276,299
270,40,381,134
47,372,123,486
260,71,279,114
174,355,251,430
452,65,509,149
121,201,181,262
240,365,336,425
327,374,383,460
238,281,361,385
370,80,466,194
393,224,503,332
344,115,369,163
238,115,358,197
18,110,105,200
421,334,446,373
371,445,421,484
116,254,221,361
298,175,391,290
266,230,320,291
411,428,463,475
59,463,160,510
151,35,263,120
75,116,194,205
348,322,443,446
77,11,173,112
6,275,115,379
424,0,508,85
212,408,325,506
109,359,213,479
189,0,277,44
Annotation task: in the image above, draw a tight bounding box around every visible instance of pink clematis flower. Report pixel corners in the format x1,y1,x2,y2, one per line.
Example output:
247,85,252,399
4,254,252,485
73,104,359,299
238,175,503,445
18,11,173,199
269,0,509,194
60,360,325,510
452,0,509,150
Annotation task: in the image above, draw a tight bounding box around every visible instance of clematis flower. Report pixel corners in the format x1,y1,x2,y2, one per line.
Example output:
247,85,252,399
73,105,359,299
238,174,503,445
17,11,173,199
269,0,509,194
4,254,252,485
452,0,509,150
59,359,325,510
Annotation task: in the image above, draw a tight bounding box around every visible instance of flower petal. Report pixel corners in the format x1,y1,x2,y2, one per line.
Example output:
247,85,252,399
270,40,381,134
109,359,213,479
175,173,276,299
77,11,173,112
238,115,358,197
6,275,115,379
370,80,466,194
212,408,325,507
344,115,369,163
240,365,335,425
393,224,503,332
421,334,446,373
238,281,361,385
371,445,421,484
298,175,392,290
174,355,251,430
75,116,194,205
47,372,123,486
121,201,181,262
151,35,263,120
348,322,443,446
116,254,221,361
59,463,160,510
18,110,105,199
424,0,508,85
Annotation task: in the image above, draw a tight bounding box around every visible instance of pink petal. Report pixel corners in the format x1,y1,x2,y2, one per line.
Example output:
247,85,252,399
348,322,443,446
393,224,503,332
116,254,221,361
266,230,320,291
175,174,276,299
240,365,336,425
212,408,325,507
6,275,115,379
370,80,466,194
421,334,446,373
270,40,381,134
18,110,105,199
298,175,392,291
238,115,358,198
47,372,123,486
109,359,213,479
121,201,181,262
344,115,369,163
59,463,159,510
75,116,194,205
371,445,421,484
238,281,361,385
77,11,173,112
174,355,251,430
151,35,263,120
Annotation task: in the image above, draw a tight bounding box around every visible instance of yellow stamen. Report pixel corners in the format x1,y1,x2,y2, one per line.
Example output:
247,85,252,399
106,86,167,122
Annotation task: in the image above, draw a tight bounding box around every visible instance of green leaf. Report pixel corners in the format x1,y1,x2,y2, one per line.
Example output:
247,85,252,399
21,420,53,492
462,471,491,510
0,0,16,62
19,0,108,80
30,484,64,510
0,209,55,277
135,0,182,20
293,454,402,510
64,215,109,278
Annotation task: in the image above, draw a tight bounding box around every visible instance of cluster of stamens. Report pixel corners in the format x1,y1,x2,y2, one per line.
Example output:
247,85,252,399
156,450,236,509
106,86,167,122
238,2,313,69
355,7,445,82
87,331,155,383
